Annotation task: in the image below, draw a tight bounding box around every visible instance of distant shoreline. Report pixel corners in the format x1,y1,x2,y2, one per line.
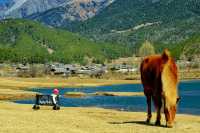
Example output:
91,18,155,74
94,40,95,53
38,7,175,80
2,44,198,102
0,77,139,100
0,77,199,101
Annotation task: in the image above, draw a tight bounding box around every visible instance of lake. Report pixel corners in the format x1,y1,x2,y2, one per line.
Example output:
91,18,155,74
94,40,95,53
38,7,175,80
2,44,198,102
15,80,200,115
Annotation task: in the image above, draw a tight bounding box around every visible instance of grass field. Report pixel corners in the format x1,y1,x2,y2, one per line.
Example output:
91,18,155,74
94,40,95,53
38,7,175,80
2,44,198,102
0,102,200,133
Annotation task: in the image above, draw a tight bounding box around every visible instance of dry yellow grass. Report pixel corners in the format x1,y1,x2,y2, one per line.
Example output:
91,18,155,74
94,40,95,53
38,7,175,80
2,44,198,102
0,102,200,133
64,92,144,98
0,77,138,100
0,89,36,100
0,77,139,89
64,92,87,98
94,92,144,96
0,77,200,133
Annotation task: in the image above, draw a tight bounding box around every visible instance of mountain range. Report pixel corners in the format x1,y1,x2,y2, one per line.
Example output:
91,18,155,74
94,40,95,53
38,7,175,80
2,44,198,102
0,0,114,22
27,0,115,27
0,0,200,60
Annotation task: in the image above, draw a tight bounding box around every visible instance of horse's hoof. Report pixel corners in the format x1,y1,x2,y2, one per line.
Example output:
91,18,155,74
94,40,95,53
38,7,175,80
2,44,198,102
146,119,151,123
155,121,161,126
166,123,173,128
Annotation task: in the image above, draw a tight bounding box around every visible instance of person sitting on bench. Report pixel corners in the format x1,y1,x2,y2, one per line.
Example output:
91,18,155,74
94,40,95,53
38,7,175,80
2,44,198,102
51,88,60,110
52,88,59,105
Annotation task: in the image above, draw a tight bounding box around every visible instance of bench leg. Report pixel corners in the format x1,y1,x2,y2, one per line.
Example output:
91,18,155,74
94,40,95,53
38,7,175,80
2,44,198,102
33,104,40,110
53,104,60,110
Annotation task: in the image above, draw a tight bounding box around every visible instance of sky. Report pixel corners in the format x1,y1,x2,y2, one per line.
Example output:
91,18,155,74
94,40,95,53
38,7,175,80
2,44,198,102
0,0,12,4
0,0,6,3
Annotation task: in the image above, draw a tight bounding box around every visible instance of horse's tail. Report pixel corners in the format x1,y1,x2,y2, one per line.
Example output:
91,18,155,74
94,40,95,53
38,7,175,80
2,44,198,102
161,49,178,106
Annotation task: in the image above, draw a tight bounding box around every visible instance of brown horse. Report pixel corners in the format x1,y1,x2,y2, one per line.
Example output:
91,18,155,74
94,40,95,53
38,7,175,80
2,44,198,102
140,49,180,128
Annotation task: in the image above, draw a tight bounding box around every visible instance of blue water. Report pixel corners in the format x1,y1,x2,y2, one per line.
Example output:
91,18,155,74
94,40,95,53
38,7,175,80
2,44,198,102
15,80,200,115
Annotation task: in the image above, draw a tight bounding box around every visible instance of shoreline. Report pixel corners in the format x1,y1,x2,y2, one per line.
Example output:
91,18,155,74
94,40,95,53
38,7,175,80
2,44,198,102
0,77,140,88
0,77,199,101
3,100,200,116
6,101,200,116
0,77,139,100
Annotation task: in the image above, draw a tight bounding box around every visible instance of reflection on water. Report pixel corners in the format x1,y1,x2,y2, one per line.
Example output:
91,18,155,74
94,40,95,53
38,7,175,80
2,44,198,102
15,80,200,115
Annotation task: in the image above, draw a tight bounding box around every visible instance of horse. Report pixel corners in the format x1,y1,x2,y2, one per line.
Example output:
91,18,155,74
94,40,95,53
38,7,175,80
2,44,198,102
140,49,180,128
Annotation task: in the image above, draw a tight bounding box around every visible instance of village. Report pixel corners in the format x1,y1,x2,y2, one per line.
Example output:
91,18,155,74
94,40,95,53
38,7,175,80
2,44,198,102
0,56,199,80
0,62,138,78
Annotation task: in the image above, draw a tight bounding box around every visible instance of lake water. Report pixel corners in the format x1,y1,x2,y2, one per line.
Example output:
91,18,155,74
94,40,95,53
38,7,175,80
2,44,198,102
15,80,200,115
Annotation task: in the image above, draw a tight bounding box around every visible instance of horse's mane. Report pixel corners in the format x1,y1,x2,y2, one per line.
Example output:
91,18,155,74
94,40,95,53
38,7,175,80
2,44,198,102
161,49,178,107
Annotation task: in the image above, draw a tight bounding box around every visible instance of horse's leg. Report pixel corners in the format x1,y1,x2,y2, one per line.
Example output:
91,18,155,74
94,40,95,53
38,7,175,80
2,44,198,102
154,96,162,126
146,95,152,123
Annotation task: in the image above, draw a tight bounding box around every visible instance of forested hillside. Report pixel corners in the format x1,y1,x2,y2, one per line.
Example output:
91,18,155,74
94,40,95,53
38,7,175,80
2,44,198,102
0,19,132,64
66,0,200,59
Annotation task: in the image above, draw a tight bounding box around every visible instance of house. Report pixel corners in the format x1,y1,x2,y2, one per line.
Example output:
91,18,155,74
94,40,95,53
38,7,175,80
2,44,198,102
16,64,29,72
90,66,108,78
111,64,137,73
76,65,107,77
64,64,77,74
76,66,95,75
49,64,68,76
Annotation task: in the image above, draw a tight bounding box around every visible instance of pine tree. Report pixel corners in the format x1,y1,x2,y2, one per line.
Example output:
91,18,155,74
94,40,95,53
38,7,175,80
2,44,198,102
139,40,155,57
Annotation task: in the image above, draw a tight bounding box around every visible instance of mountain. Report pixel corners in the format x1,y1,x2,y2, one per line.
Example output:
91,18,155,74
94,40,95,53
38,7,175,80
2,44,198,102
1,0,69,18
0,0,14,9
63,0,200,59
0,0,14,19
0,0,115,23
0,19,131,64
27,0,115,27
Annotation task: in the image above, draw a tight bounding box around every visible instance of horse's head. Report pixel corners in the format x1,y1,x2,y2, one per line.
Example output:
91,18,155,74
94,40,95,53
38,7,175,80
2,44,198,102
161,49,179,128
164,96,180,128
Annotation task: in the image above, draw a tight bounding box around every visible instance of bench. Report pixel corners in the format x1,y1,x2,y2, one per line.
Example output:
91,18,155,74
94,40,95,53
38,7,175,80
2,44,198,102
32,94,60,110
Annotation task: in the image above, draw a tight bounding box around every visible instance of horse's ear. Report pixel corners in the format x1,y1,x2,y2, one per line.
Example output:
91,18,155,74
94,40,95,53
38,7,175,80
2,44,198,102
176,97,181,104
162,49,170,63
